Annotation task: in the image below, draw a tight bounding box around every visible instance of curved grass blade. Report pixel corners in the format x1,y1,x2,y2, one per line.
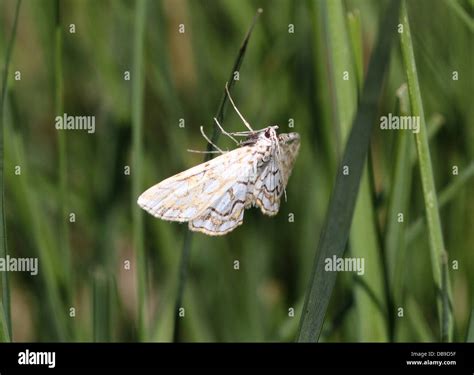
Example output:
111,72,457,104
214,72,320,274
172,8,263,342
297,0,400,342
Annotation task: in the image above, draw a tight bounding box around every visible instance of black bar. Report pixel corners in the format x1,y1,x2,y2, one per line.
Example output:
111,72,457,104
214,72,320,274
0,343,472,370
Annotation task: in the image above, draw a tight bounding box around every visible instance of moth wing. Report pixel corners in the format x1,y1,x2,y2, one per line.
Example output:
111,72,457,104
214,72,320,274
188,178,250,236
254,133,300,216
137,146,255,222
253,159,282,216
278,132,300,187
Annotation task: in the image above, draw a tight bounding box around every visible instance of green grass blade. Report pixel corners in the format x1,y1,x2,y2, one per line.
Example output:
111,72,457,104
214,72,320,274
441,0,474,31
402,297,435,342
92,270,110,342
325,0,357,147
0,302,10,342
54,0,73,325
131,0,148,341
406,161,474,245
409,113,445,165
8,127,68,340
308,1,337,171
0,0,22,342
385,84,413,324
346,4,388,342
400,0,453,342
172,9,262,342
467,306,474,342
347,10,363,92
172,230,192,342
351,175,389,342
297,0,400,342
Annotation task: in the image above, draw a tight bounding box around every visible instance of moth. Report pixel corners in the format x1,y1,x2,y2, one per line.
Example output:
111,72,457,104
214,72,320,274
137,85,300,236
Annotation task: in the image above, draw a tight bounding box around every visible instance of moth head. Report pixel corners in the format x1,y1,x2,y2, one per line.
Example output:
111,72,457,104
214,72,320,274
261,126,279,141
240,126,279,147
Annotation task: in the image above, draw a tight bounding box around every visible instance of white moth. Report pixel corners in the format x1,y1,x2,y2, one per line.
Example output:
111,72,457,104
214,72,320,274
137,86,300,236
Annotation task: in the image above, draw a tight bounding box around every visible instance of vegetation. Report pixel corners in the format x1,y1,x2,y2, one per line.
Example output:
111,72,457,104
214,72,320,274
0,0,472,342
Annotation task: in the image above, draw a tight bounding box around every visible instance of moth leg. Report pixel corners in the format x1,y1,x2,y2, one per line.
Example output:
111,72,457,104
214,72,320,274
225,82,254,132
200,126,225,153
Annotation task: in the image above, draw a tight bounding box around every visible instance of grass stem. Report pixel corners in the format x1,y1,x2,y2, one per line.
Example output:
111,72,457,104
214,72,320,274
400,0,453,341
54,1,73,338
0,0,22,342
132,0,148,340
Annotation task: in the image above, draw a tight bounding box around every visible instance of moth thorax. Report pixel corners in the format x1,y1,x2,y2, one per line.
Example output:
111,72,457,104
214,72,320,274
256,145,272,165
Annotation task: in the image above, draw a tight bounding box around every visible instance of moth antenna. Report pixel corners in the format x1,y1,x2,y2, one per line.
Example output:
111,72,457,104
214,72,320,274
225,82,254,132
200,126,225,153
213,117,239,145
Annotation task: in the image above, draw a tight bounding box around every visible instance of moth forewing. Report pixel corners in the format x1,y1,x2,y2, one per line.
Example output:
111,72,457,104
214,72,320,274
137,146,256,222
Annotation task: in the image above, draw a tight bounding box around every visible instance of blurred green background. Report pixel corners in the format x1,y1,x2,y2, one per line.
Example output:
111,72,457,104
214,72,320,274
0,0,472,342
